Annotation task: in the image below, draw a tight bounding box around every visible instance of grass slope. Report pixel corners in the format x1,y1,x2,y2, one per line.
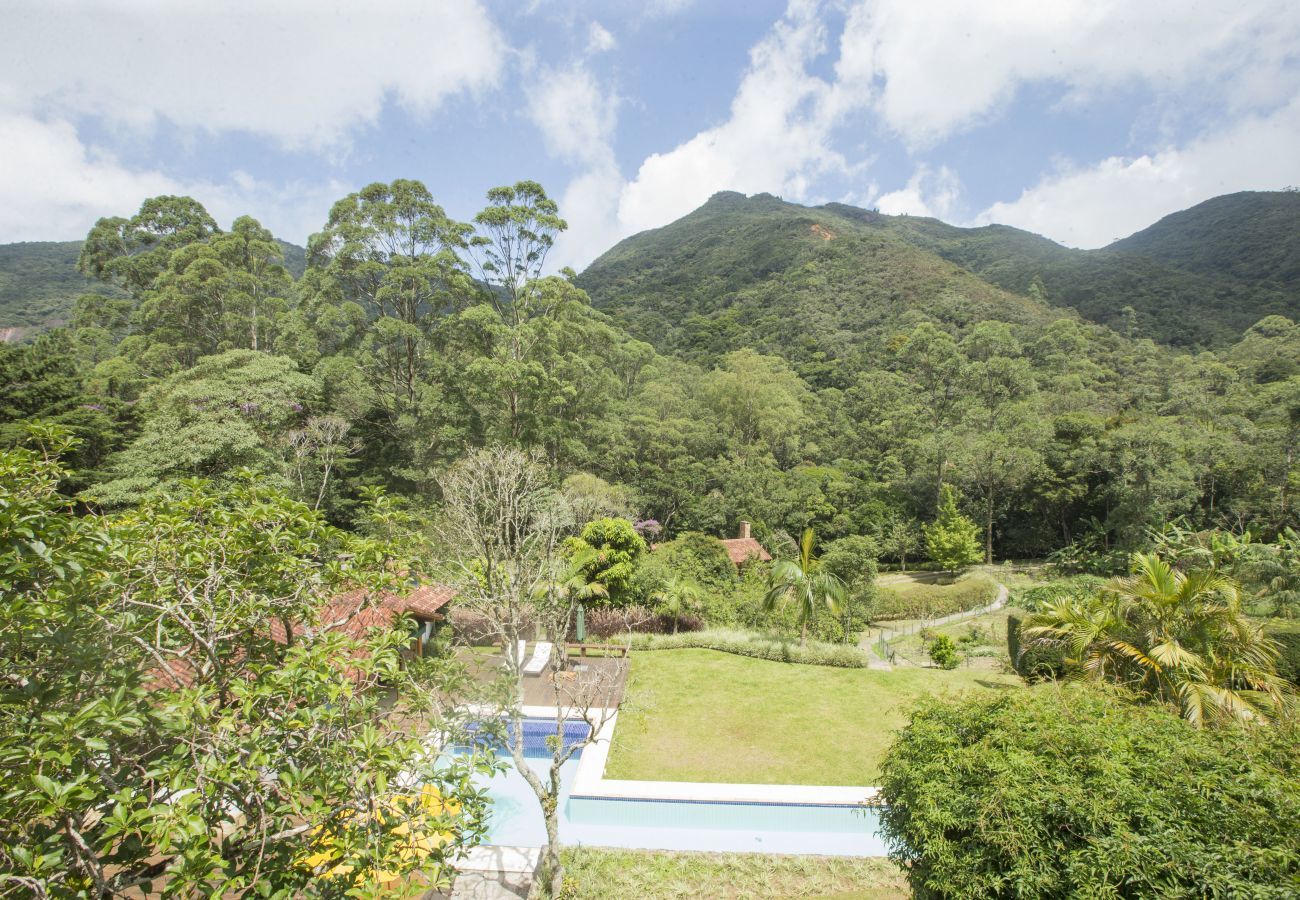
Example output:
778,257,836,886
605,648,1019,785
560,848,907,900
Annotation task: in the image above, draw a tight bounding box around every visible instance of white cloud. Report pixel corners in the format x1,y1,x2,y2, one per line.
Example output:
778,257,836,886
0,114,344,244
976,98,1300,247
526,66,619,168
1,0,507,149
875,165,962,220
587,21,617,54
541,0,856,269
616,0,844,236
835,0,1300,145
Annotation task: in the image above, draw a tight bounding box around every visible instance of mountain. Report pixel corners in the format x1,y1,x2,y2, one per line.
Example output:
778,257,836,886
0,238,308,341
0,241,119,340
575,191,1061,383
579,190,1300,350
1110,191,1300,289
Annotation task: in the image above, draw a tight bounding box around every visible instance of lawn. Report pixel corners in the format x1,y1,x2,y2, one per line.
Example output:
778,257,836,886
605,648,1020,785
560,848,908,900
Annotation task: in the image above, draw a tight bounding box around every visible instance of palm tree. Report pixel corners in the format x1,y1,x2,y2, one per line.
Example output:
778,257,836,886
552,547,608,643
650,573,705,634
763,528,846,647
1023,552,1287,726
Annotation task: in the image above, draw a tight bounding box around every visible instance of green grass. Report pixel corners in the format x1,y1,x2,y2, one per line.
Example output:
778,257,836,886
882,607,1019,665
559,848,908,899
606,648,1020,785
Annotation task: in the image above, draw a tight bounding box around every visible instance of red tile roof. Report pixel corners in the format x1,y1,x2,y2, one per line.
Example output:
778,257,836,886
149,583,456,690
718,537,772,564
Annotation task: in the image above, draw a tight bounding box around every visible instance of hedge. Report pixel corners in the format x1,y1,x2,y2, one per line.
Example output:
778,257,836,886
1006,612,1067,680
874,575,999,621
628,629,872,668
1265,621,1300,685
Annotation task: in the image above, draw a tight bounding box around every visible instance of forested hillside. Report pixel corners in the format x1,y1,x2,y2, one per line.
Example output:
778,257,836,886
0,236,305,339
0,241,119,336
581,189,1300,349
4,181,1300,571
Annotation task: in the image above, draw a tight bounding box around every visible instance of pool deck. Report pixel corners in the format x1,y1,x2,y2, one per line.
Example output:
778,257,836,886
460,647,629,709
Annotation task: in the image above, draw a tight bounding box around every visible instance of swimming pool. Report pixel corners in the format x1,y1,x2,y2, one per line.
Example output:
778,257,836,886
464,717,886,856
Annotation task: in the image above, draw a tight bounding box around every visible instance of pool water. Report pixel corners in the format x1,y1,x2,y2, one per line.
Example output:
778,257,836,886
464,719,886,856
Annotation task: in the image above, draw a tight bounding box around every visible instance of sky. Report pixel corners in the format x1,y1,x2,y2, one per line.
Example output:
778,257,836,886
1,0,1298,271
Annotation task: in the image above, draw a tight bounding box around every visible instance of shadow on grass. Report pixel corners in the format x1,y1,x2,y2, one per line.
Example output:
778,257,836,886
974,679,1020,691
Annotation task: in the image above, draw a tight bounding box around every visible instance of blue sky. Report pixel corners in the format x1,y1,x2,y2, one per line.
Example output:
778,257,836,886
2,0,1298,269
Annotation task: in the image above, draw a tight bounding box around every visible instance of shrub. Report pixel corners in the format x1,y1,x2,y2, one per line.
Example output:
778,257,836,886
1006,611,1066,679
874,575,999,621
927,634,960,669
1265,621,1300,685
1013,575,1104,613
628,629,872,668
879,683,1300,899
575,605,703,640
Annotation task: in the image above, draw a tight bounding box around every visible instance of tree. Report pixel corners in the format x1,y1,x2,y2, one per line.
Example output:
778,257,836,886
880,516,921,571
648,573,706,633
1024,552,1288,725
879,684,1300,899
924,485,982,575
763,528,847,647
562,517,647,606
0,429,488,897
927,633,960,669
79,195,220,297
305,179,476,489
437,448,625,896
89,350,318,506
129,216,293,368
470,180,567,328
819,535,879,641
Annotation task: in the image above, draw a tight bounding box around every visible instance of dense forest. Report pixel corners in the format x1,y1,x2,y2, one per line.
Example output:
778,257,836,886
3,184,1300,572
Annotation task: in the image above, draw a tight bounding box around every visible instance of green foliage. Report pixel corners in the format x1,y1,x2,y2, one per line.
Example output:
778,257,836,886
924,486,982,573
874,575,1000,621
89,350,318,505
879,684,1300,899
1006,611,1066,680
926,633,961,669
628,628,872,668
1012,575,1105,612
1024,553,1288,725
1264,621,1300,685
564,517,646,605
0,436,488,897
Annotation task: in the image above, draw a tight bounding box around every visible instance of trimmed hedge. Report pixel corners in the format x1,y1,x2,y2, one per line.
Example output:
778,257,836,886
628,629,872,668
1006,612,1067,680
1265,621,1300,685
875,575,999,621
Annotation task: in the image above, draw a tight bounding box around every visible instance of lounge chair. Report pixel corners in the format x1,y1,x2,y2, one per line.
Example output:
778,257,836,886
522,641,553,676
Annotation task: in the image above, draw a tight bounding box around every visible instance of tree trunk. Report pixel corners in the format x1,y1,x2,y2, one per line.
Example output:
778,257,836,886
800,618,807,647
985,486,994,565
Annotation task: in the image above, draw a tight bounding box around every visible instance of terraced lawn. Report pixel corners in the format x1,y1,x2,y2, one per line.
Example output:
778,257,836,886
605,648,1020,785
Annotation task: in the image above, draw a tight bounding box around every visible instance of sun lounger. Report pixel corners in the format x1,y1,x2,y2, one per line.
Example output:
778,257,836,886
522,641,553,675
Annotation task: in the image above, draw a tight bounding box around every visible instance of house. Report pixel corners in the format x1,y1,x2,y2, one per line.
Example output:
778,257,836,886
719,521,771,566
150,582,457,689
